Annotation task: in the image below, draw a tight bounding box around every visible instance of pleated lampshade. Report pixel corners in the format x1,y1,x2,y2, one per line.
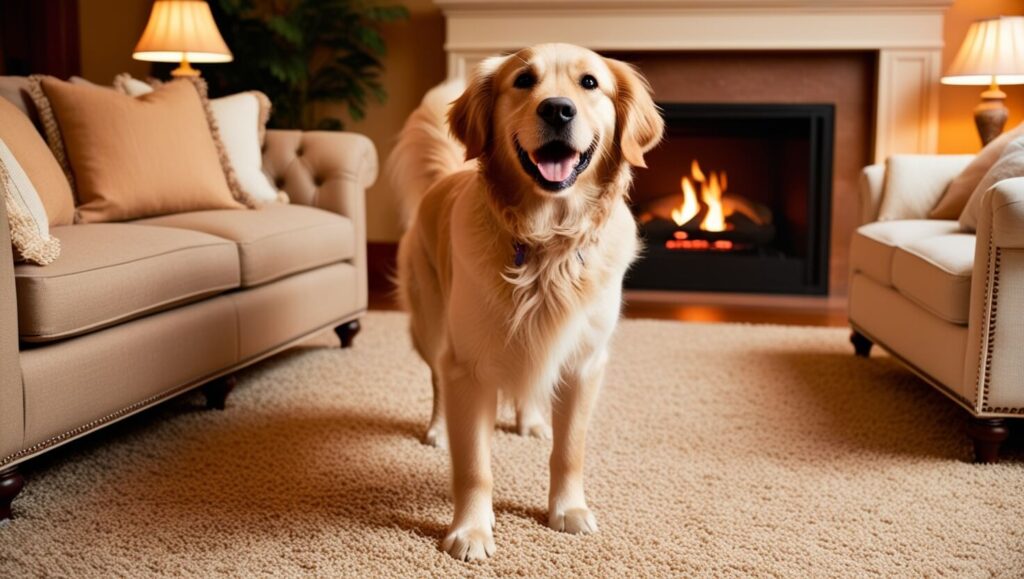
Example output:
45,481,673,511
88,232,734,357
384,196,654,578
942,16,1024,86
133,0,232,76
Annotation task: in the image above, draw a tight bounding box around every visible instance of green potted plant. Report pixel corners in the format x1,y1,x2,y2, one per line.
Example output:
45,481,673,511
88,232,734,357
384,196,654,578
206,0,408,130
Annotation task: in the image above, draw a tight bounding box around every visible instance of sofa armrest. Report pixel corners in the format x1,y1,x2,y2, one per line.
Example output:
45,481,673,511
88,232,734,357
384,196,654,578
262,129,378,312
858,163,886,225
0,198,24,464
964,176,1024,415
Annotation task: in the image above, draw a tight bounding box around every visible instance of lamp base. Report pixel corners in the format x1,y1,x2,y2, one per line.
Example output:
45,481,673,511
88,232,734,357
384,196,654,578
974,89,1008,146
171,58,201,78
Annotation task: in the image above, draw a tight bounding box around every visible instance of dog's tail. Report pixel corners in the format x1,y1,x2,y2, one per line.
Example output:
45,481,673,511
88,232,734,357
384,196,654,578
386,79,471,230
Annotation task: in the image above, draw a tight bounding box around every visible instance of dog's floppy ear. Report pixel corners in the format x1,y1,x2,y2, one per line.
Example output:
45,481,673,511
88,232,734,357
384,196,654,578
449,56,508,160
606,58,664,168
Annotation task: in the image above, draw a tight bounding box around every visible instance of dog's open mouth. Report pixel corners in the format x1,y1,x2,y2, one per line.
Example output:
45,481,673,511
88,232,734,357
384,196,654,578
515,138,597,191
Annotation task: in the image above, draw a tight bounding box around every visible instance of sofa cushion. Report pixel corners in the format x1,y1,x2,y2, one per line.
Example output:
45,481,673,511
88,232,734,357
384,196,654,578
891,234,975,325
15,224,240,342
136,204,355,287
850,220,961,287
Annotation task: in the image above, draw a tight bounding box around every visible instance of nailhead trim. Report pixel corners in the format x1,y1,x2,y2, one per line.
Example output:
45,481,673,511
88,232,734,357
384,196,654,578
973,236,994,411
0,381,200,468
980,245,1007,414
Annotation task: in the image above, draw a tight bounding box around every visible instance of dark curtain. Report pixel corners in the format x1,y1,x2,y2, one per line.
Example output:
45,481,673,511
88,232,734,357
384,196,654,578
0,0,81,77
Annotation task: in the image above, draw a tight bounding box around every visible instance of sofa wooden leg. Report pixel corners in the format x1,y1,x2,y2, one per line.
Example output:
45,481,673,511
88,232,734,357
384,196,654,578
967,418,1009,464
334,320,361,349
850,330,873,358
0,466,25,521
202,374,237,411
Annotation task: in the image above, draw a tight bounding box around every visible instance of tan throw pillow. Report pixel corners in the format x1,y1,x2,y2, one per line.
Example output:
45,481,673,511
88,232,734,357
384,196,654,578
33,77,246,223
0,96,75,226
877,155,973,221
930,122,1024,219
1,137,60,265
959,135,1024,232
111,74,284,204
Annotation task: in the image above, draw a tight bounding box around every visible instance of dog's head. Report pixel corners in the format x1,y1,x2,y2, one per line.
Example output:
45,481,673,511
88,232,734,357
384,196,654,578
449,44,663,198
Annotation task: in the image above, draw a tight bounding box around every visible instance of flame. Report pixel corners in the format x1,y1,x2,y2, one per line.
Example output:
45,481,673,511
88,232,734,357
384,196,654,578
670,160,730,232
691,159,706,183
701,171,726,232
671,176,700,226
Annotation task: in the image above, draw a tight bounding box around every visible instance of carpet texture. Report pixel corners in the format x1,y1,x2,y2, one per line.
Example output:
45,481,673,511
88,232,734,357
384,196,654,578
2,312,1022,577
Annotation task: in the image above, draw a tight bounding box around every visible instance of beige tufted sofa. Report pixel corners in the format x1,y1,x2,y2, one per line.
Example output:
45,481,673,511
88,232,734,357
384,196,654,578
850,159,1023,464
0,127,377,519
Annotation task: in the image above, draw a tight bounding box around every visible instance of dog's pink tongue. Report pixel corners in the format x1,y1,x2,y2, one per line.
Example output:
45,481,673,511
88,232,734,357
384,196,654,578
536,153,580,183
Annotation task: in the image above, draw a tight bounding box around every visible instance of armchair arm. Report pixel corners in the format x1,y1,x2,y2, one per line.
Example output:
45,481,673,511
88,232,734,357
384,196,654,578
0,198,24,464
262,129,378,312
858,163,885,225
964,176,1024,414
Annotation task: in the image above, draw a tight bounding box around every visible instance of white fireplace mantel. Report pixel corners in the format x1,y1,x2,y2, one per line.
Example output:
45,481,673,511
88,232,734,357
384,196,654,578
435,0,956,162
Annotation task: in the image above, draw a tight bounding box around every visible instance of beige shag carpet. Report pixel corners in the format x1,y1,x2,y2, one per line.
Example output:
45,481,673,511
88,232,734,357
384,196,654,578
2,311,1023,577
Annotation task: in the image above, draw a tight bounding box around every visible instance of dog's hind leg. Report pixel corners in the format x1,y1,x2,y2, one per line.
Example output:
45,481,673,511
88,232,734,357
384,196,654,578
548,349,606,535
515,396,552,440
425,371,447,448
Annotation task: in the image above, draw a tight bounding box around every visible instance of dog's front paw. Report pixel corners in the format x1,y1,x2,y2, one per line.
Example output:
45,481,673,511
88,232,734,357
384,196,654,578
441,525,495,561
423,423,448,449
517,420,552,440
548,507,598,535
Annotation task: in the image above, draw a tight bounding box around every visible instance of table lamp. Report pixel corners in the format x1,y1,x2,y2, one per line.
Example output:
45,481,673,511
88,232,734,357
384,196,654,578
132,0,233,78
941,16,1024,145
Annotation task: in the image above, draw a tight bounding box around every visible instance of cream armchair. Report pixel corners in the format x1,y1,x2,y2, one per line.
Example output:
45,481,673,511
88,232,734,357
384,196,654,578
849,158,1024,463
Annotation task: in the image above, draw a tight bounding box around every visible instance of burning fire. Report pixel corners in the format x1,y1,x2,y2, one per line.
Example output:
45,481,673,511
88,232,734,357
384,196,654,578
671,160,730,232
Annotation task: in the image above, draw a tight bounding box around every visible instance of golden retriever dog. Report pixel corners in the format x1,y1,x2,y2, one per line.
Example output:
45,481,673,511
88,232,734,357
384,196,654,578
388,43,663,561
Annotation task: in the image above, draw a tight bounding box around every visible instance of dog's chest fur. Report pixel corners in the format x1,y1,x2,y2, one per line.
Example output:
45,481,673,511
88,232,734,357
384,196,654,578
449,188,638,393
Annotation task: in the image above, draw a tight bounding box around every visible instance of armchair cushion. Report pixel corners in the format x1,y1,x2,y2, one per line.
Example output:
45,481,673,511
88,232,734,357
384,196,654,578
892,234,975,325
850,219,960,287
15,224,240,342
137,204,355,288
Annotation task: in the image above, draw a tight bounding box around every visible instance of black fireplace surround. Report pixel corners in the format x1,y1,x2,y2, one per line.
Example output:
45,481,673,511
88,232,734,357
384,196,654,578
626,103,835,295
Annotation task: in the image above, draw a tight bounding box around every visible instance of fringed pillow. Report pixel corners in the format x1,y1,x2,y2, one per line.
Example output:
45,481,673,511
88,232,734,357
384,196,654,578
28,76,247,223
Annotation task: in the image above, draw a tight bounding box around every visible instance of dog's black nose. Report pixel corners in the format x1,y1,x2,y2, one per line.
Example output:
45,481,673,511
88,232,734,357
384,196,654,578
537,97,577,127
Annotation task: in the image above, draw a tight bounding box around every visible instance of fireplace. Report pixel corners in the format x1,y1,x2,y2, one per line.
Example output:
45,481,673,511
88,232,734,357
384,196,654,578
626,103,834,295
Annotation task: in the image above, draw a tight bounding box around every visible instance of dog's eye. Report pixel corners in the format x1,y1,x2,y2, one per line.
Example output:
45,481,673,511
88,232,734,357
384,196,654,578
580,75,598,90
513,72,536,89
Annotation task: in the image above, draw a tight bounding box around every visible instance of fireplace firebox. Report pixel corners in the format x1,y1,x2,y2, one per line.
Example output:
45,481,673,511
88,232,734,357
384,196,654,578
626,103,834,295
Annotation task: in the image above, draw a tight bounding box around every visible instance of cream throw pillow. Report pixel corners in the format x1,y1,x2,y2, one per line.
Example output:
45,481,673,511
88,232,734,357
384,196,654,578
959,135,1024,232
877,155,974,221
0,137,60,265
209,92,285,203
113,74,284,204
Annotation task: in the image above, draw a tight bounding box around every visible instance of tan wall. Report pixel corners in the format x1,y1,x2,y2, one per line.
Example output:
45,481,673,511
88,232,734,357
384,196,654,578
938,0,1024,153
78,0,151,84
76,0,1024,241
322,0,446,242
